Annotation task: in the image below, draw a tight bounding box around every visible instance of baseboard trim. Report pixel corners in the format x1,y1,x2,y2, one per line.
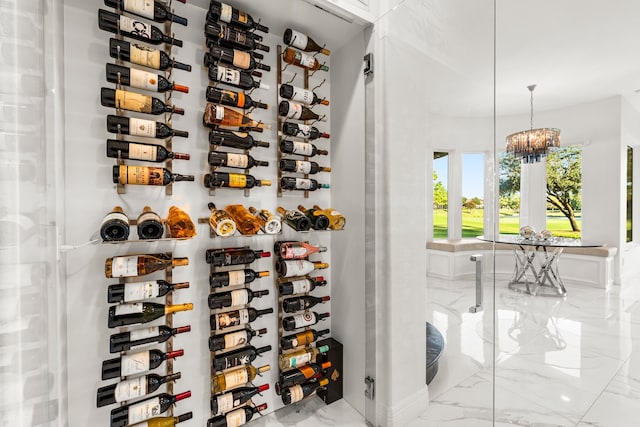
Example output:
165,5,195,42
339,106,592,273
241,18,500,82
378,385,429,427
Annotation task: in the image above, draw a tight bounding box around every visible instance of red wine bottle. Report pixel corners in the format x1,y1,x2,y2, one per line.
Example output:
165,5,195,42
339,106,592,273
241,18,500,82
113,165,194,186
106,140,190,163
101,348,184,380
281,328,330,350
280,159,330,174
283,311,330,331
109,39,191,71
208,151,268,169
281,177,330,191
205,21,269,52
109,390,191,427
104,0,188,25
109,325,190,353
101,88,184,115
281,379,328,405
207,1,269,33
279,277,327,296
98,9,183,47
282,122,329,140
107,280,189,304
208,64,268,91
283,295,330,313
206,87,268,110
106,64,189,93
208,289,269,310
205,47,270,72
209,269,270,289
280,83,329,106
208,327,267,352
280,140,328,157
207,403,267,427
209,130,269,150
278,361,331,388
205,248,270,267
97,372,181,407
212,345,271,372
210,308,274,331
210,384,269,417
204,172,271,190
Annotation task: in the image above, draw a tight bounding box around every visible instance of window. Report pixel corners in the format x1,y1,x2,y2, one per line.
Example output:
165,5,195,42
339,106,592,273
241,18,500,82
546,145,582,239
627,146,633,243
461,153,485,237
433,152,449,238
498,152,521,234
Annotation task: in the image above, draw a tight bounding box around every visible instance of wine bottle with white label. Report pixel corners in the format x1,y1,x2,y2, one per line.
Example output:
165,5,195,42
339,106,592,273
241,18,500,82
282,47,328,72
204,172,271,190
205,48,270,72
101,348,184,380
278,100,326,122
282,311,330,331
212,345,272,372
210,384,269,417
207,403,267,427
101,88,184,115
108,302,193,328
98,9,183,47
280,328,330,351
113,165,194,186
97,372,181,407
207,1,269,33
281,122,330,140
208,151,268,169
279,345,330,370
203,104,271,130
107,115,189,139
279,159,330,174
109,325,190,353
205,21,269,52
206,87,268,110
275,260,329,278
105,254,188,278
280,140,327,157
109,390,191,427
104,0,188,26
100,206,130,241
210,130,270,150
281,177,330,192
208,202,237,238
281,378,329,405
210,307,274,331
248,207,282,235
109,39,191,72
106,64,189,93
136,206,163,240
279,84,329,106
208,289,269,310
283,295,330,313
107,140,190,163
107,280,189,304
208,64,268,91
211,365,270,395
209,269,270,289
208,327,267,352
283,28,331,56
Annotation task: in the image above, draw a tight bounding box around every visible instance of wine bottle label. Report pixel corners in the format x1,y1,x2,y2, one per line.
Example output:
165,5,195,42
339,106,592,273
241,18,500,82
223,368,249,388
293,312,316,328
129,143,158,161
292,141,313,156
225,409,247,427
289,384,305,403
114,376,147,402
120,351,150,376
231,131,249,138
129,117,157,137
265,218,281,234
224,330,248,348
227,270,246,286
299,365,316,378
115,90,152,113
226,153,249,168
216,66,241,85
237,11,248,24
288,30,309,51
213,105,225,120
232,51,251,69
294,51,316,68
130,44,161,70
291,279,311,294
138,211,162,228
129,68,159,92
118,15,151,39
295,160,312,173
285,102,303,120
128,397,161,424
129,326,159,341
216,309,249,329
294,178,312,190
121,165,164,185
124,0,154,19
331,210,343,216
296,124,313,137
215,218,236,237
220,89,245,107
101,212,129,228
291,87,314,105
228,174,247,188
111,256,140,277
219,3,233,23
230,290,249,306
214,393,234,416
288,351,312,368
114,303,144,315
284,246,308,258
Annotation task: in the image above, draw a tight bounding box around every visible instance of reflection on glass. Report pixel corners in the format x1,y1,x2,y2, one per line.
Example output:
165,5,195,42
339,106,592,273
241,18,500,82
462,153,485,237
499,152,521,234
433,152,449,238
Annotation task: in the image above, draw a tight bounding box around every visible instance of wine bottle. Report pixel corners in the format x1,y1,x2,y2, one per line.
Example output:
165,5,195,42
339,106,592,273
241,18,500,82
210,308,274,331
282,47,328,72
278,100,326,122
278,241,327,260
105,254,188,278
279,345,330,370
101,348,184,380
107,280,189,304
283,295,330,313
225,205,262,235
113,165,195,186
207,1,269,33
97,372,181,407
208,289,269,310
209,130,270,150
104,0,187,25
297,205,330,230
203,104,271,130
279,361,331,388
109,39,191,72
106,140,190,163
108,302,193,328
109,390,191,427
276,207,311,232
275,260,329,278
282,311,330,332
208,327,267,352
101,88,184,115
209,269,269,289
213,345,271,372
206,87,268,110
207,403,267,427
280,140,327,157
208,64,269,91
130,413,193,427
279,159,330,174
283,28,330,56
313,205,346,230
211,384,269,417
110,325,190,353
166,205,197,239
279,277,327,296
204,172,271,190
281,328,330,351
208,151,268,169
136,206,164,240
204,21,269,52
279,83,329,106
282,122,330,140
100,206,130,241
107,115,189,139
98,9,183,47
208,203,237,237
248,207,281,235
205,47,270,72
106,64,189,93
281,177,330,191
211,365,270,395
205,247,271,267
281,378,329,405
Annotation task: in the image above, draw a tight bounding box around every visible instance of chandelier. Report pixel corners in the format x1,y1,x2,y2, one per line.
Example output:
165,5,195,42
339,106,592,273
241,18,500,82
506,84,560,164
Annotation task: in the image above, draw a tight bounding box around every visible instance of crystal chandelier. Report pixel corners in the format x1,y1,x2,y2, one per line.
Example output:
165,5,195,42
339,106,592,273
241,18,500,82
506,84,560,164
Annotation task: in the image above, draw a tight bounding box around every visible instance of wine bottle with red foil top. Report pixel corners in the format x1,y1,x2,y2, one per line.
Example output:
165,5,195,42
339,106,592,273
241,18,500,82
209,269,270,289
211,365,271,395
109,39,192,72
281,328,330,350
282,47,328,72
281,378,329,405
108,302,193,328
212,345,272,372
210,384,269,417
208,289,269,310
207,1,269,33
281,122,329,140
107,115,189,139
101,348,184,380
113,165,194,186
279,101,326,122
205,247,271,267
208,327,267,352
109,390,191,427
279,84,329,106
279,277,327,296
96,372,181,407
208,151,269,169
281,177,330,192
208,64,269,91
278,241,327,260
206,87,268,110
280,140,328,157
106,140,190,163
278,361,331,388
205,21,269,52
210,130,270,150
297,205,330,230
205,47,270,72
210,307,274,331
105,254,188,278
101,88,184,115
203,104,271,130
282,311,330,331
204,172,271,190
283,28,331,56
103,0,188,25
283,295,330,313
109,325,191,353
106,64,189,93
98,9,183,47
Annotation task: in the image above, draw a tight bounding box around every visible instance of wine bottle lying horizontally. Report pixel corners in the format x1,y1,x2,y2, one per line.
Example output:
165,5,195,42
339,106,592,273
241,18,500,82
208,64,269,91
96,372,181,407
203,104,271,130
281,328,330,350
279,277,327,296
109,325,191,353
205,46,270,72
109,39,192,72
101,88,184,115
113,165,194,186
210,384,269,417
106,64,189,93
207,403,267,427
279,345,329,370
210,307,274,331
98,9,183,47
205,21,269,52
209,268,270,289
204,172,271,190
208,288,269,310
206,86,268,110
208,151,269,169
282,47,328,72
107,302,193,328
279,159,330,174
281,122,330,140
279,83,329,106
278,241,327,260
107,115,189,139
109,390,191,427
208,327,267,352
276,259,329,278
278,361,331,389
103,0,188,26
105,253,188,278
107,280,190,304
205,247,270,267
101,348,184,380
280,177,330,192
279,100,326,122
284,28,331,56
212,345,272,372
210,130,270,150
211,364,270,394
281,378,329,405
282,311,330,331
207,1,269,33
106,140,190,163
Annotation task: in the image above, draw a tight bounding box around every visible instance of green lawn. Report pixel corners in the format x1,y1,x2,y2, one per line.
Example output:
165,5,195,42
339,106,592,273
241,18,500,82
433,209,581,239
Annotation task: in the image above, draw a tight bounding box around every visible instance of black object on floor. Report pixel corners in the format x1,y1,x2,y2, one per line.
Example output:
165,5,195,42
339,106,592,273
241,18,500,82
426,321,444,385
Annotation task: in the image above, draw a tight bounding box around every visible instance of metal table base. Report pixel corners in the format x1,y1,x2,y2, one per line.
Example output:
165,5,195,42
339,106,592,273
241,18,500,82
509,244,566,297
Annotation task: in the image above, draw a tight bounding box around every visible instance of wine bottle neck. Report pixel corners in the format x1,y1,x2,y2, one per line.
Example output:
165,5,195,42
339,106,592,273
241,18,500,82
166,303,193,315
166,349,185,360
